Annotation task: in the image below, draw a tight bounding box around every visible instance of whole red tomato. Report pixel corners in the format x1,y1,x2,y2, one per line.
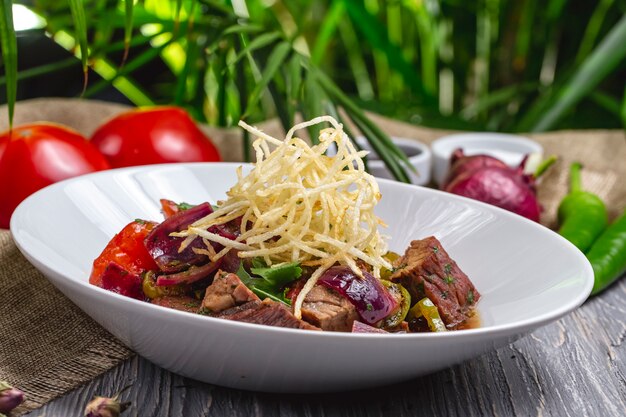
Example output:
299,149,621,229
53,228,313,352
91,106,221,168
0,123,110,228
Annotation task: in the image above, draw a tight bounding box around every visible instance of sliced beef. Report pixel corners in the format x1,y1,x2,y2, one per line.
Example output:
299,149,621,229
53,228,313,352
151,295,201,313
301,285,359,332
389,236,480,328
216,299,320,331
201,271,259,313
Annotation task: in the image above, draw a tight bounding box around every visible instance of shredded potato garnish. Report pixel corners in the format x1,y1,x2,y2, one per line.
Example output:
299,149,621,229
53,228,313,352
174,116,391,319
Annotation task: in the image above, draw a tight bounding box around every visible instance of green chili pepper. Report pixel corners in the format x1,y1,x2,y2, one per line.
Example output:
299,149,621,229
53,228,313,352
381,280,411,328
558,162,608,252
407,297,446,332
587,210,626,295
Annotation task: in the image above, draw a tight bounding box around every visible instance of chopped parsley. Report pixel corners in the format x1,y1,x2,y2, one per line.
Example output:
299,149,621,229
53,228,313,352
134,218,147,225
236,259,302,305
391,263,407,273
366,303,373,311
432,246,439,253
445,276,455,284
444,263,452,274
467,289,475,305
177,202,195,211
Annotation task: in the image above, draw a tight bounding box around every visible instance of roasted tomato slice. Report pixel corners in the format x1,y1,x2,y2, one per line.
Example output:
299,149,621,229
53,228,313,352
90,219,159,288
159,199,195,219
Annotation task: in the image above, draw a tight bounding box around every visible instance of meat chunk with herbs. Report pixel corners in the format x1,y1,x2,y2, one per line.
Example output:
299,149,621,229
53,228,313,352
301,285,359,331
201,271,260,313
216,299,320,331
389,236,479,328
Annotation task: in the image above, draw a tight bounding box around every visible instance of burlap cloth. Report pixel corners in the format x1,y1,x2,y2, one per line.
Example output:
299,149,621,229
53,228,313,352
0,98,624,414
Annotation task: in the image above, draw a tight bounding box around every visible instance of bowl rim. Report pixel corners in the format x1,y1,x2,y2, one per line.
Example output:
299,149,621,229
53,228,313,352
353,136,432,168
431,132,543,156
10,162,594,341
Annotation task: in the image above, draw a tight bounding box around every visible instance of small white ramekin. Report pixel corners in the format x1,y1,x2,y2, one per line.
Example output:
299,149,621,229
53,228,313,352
431,133,543,186
351,136,432,185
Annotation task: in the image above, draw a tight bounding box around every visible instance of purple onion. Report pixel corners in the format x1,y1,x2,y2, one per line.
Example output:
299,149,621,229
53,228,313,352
442,148,508,189
100,262,143,300
317,266,398,324
444,165,541,222
0,381,24,414
219,249,241,273
352,321,387,333
156,259,222,286
144,203,214,272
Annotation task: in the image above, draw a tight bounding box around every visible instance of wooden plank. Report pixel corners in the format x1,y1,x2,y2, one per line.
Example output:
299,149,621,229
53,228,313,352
24,278,626,417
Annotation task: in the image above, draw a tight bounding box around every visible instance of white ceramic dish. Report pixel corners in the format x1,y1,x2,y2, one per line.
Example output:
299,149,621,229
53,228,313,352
431,133,543,186
11,163,592,393
328,136,432,185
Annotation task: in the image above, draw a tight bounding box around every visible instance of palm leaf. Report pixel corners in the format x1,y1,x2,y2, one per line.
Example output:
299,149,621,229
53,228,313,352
311,1,345,64
243,41,291,118
122,0,135,65
174,0,183,32
0,0,17,128
68,0,90,93
84,40,172,98
309,65,411,182
574,0,614,64
342,0,435,105
529,14,626,131
228,32,281,68
302,75,326,144
285,54,302,126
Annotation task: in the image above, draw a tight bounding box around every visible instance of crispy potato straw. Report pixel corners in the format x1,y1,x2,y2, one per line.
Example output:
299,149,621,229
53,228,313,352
175,116,391,319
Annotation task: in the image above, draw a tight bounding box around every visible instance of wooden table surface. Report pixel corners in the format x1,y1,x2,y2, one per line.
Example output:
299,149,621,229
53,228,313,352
23,275,626,417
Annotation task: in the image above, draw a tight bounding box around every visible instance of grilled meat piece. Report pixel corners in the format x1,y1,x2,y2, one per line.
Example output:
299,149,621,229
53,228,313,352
201,271,260,313
301,285,359,331
390,236,479,328
216,299,320,331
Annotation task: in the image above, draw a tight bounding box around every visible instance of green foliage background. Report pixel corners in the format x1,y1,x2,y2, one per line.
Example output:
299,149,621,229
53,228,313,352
2,0,626,166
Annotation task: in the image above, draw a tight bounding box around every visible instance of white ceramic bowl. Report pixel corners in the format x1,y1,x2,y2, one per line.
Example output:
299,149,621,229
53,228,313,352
11,163,592,393
328,136,432,185
432,133,543,186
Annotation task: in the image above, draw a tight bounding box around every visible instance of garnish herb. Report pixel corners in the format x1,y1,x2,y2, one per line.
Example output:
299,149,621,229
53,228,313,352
467,289,475,305
391,263,407,273
177,202,195,211
134,218,146,225
432,246,439,253
444,263,452,274
236,259,302,305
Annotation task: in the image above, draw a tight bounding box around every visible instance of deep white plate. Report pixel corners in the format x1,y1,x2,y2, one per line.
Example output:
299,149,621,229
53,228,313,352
11,163,593,392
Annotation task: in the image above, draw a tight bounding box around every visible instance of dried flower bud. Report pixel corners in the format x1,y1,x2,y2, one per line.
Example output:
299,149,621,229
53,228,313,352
84,395,130,417
0,380,25,414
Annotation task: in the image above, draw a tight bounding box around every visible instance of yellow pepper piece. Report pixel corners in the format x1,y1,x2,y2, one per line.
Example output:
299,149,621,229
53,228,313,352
408,297,447,332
